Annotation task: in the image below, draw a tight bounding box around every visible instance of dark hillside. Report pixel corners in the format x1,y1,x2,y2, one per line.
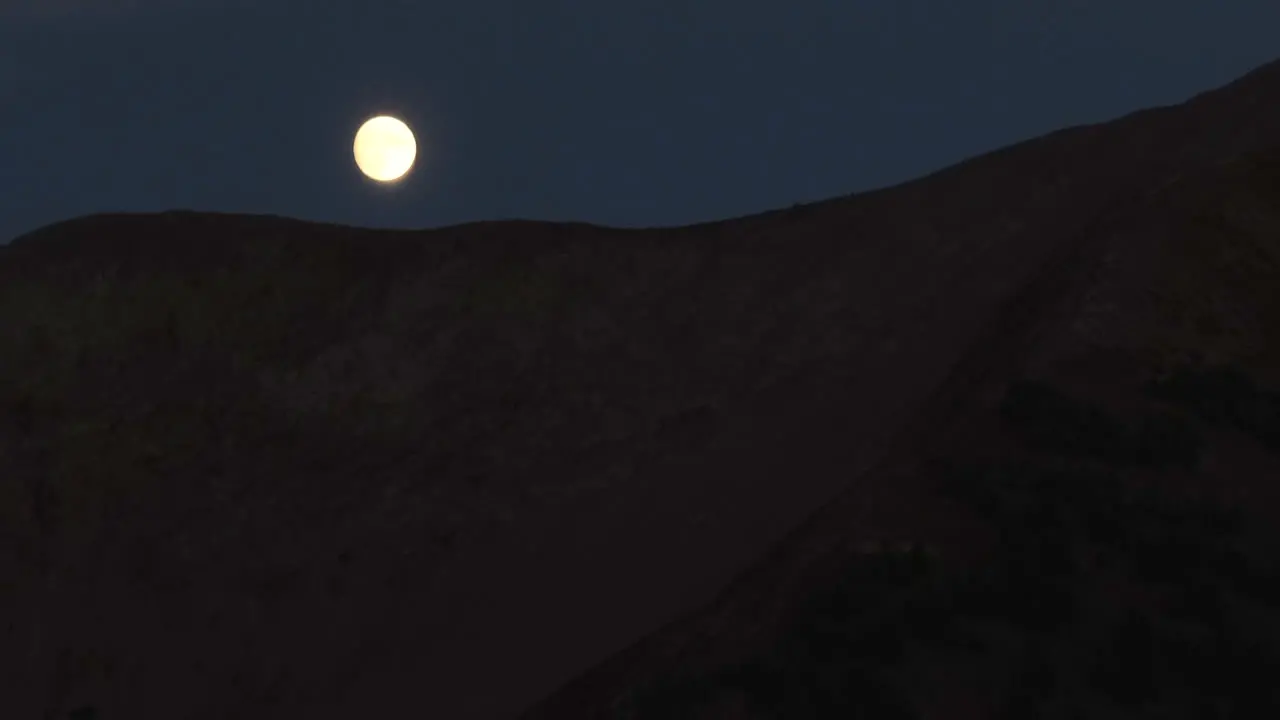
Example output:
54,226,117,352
520,66,1280,719
4,58,1280,720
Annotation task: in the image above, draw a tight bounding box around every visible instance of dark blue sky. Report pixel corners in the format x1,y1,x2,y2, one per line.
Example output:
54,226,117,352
2,1,1278,243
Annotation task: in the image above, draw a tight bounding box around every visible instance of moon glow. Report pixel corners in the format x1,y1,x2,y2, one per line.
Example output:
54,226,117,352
353,115,417,182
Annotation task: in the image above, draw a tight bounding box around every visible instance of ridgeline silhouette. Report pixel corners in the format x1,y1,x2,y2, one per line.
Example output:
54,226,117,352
5,58,1280,720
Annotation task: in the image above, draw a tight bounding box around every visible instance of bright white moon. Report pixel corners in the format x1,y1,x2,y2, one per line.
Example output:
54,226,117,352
353,115,417,182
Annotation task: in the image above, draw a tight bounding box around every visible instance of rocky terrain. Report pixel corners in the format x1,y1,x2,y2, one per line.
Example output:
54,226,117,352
3,58,1280,720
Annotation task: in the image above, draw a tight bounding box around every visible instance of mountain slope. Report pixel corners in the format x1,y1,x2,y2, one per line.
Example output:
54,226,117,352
537,147,1280,718
2,58,1280,720
520,97,1280,719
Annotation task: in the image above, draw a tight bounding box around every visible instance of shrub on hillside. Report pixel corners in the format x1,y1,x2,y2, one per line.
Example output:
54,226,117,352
1232,391,1280,450
1128,410,1203,469
1147,364,1280,452
1146,365,1255,426
1000,380,1132,462
1088,609,1160,706
949,561,1079,635
1000,379,1203,468
612,668,727,719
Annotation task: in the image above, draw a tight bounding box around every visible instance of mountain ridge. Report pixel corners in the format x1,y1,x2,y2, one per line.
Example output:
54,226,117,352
3,57,1280,720
518,66,1280,715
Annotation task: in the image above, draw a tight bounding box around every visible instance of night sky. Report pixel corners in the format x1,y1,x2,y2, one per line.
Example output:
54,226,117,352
3,1,1278,244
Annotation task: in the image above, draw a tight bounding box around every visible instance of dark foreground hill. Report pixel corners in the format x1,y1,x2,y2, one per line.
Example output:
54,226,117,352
4,58,1280,720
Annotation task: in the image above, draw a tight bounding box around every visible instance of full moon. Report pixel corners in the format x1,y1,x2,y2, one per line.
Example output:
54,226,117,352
353,115,417,182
